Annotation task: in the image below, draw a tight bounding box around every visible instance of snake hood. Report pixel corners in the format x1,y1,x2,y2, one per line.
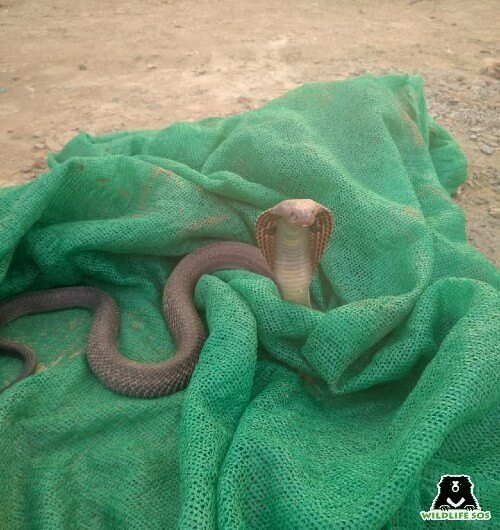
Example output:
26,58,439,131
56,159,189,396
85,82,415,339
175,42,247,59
256,198,334,307
256,198,334,273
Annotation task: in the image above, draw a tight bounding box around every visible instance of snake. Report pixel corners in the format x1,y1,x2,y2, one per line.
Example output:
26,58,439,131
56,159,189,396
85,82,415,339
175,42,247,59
0,199,333,397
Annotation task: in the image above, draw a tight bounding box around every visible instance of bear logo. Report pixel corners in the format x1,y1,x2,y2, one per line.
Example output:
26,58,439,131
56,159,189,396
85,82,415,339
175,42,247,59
431,475,480,511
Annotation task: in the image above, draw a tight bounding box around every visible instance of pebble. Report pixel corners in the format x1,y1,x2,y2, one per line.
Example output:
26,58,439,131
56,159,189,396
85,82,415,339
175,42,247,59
147,64,157,70
353,68,367,75
489,207,500,220
480,135,498,145
21,158,45,174
78,63,87,71
479,143,494,155
45,137,59,151
34,143,45,150
480,58,500,80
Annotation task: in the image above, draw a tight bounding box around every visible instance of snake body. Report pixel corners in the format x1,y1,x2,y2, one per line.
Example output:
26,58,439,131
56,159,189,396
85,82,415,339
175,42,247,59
0,199,333,397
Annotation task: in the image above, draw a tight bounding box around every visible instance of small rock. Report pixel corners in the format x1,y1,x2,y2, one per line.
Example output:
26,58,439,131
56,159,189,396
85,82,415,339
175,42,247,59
44,137,59,151
469,134,477,141
78,63,87,71
32,158,46,170
32,131,42,138
480,134,498,144
0,88,6,95
479,58,500,80
479,143,494,155
489,207,500,220
34,143,45,150
7,128,14,133
134,54,143,61
147,64,157,70
237,96,251,106
21,157,46,174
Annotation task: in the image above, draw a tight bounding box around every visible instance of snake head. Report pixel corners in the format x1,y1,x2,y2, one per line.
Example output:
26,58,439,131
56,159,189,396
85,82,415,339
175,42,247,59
270,199,325,227
256,198,334,272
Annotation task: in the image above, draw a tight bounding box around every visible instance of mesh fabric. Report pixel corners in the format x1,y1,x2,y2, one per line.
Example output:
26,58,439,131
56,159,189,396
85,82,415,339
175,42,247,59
0,74,498,529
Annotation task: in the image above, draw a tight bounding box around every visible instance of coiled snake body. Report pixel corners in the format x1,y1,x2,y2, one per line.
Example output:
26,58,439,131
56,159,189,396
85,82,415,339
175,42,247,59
0,199,333,397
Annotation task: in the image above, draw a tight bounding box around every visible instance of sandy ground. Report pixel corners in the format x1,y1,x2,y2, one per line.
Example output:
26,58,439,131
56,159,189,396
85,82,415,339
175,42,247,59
0,0,498,263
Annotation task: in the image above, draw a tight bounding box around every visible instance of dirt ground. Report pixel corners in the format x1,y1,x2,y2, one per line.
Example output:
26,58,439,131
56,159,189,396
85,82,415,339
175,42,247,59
0,0,498,263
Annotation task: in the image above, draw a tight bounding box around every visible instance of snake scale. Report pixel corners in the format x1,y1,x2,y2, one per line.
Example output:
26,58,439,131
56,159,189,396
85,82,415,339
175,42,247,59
0,199,333,397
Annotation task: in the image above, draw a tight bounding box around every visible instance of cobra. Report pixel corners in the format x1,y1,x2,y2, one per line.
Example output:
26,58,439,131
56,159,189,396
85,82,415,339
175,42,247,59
0,199,333,397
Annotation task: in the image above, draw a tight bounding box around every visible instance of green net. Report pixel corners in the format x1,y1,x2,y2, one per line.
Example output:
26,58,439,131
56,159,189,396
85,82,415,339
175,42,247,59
0,74,498,529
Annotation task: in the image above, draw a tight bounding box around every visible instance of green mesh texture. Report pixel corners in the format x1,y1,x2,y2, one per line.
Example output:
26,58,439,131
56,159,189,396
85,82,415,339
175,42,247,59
0,74,499,529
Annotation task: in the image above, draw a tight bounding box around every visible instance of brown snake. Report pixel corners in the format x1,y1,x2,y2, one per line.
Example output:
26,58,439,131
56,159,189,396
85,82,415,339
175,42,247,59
0,199,333,397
